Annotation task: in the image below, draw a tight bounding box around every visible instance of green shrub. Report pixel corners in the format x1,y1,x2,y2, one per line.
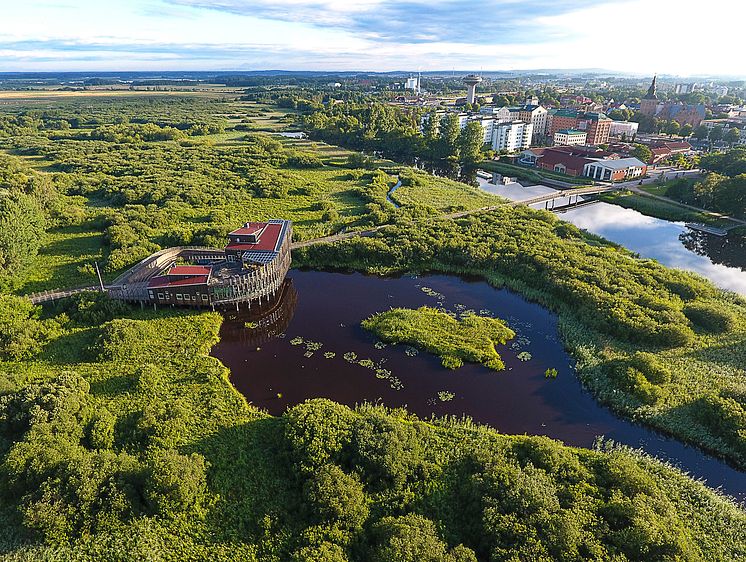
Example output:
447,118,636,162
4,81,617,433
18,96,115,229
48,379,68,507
362,307,515,371
144,448,209,519
684,300,737,333
304,464,368,530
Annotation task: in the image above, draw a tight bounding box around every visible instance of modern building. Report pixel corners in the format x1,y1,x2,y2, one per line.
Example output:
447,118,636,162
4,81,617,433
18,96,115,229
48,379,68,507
609,121,639,139
549,109,612,144
109,220,293,309
583,158,647,182
553,129,587,146
491,121,533,152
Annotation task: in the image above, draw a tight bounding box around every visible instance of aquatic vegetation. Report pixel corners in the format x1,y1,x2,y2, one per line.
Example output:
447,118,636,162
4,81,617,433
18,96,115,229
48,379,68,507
404,346,419,357
244,321,259,329
343,351,358,363
375,368,392,379
323,351,336,359
362,306,515,371
517,352,532,362
303,351,314,358
373,341,387,349
305,341,323,351
290,336,304,346
438,391,455,402
358,358,375,369
420,286,445,300
545,368,559,379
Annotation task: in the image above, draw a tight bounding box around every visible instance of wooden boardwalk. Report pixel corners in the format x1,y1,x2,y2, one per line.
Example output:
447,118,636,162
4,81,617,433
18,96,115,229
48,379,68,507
28,286,100,305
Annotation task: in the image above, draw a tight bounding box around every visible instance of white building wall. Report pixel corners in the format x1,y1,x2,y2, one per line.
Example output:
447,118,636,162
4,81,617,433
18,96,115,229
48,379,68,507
491,121,534,152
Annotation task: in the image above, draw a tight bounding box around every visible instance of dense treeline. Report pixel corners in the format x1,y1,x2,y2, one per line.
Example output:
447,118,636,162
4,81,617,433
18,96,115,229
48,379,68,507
302,102,487,167
295,209,746,466
0,295,743,559
662,148,746,218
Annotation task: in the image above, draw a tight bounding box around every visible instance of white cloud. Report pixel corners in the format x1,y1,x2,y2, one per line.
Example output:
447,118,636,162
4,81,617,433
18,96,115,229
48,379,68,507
0,0,743,75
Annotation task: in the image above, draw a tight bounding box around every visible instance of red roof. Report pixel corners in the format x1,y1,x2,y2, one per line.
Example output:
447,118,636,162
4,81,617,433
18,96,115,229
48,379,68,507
225,222,283,252
168,265,211,276
229,223,266,236
148,275,209,288
538,149,593,173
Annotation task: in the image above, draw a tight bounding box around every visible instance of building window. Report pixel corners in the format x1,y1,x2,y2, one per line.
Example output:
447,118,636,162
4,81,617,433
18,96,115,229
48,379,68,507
202,294,209,301
192,294,197,301
176,294,183,300
148,290,154,299
158,293,164,300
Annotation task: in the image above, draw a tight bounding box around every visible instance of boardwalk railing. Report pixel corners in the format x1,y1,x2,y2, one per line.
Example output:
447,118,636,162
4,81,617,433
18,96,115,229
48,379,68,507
27,286,100,305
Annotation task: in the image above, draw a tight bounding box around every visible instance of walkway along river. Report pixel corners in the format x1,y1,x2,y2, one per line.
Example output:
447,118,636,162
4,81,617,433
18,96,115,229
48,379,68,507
211,270,746,502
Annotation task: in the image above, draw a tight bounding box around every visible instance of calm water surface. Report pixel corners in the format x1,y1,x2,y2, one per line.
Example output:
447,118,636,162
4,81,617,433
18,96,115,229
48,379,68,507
211,270,746,501
479,178,746,294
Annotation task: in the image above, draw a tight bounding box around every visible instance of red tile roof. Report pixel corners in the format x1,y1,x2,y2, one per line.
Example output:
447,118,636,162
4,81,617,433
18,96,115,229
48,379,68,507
229,223,266,236
226,222,283,252
168,265,212,276
148,275,209,288
538,148,593,173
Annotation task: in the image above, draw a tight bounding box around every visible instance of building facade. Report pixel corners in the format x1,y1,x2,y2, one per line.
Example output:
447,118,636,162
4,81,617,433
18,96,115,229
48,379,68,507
513,104,548,142
609,121,639,139
491,121,533,152
553,129,587,146
583,158,647,182
549,109,612,145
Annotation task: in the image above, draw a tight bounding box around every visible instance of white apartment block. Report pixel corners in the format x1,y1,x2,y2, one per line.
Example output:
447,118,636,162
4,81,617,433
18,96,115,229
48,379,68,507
491,121,534,152
511,104,548,141
609,120,639,138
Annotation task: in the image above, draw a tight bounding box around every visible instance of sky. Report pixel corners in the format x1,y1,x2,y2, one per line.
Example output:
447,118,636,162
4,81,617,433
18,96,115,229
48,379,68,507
0,0,744,77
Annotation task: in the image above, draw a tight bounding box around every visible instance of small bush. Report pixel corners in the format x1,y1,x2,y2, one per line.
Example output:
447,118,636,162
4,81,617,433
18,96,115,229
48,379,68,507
684,301,737,333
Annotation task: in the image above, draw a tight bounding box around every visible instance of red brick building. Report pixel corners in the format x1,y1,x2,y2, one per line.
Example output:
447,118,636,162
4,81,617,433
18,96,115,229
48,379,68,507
549,109,612,145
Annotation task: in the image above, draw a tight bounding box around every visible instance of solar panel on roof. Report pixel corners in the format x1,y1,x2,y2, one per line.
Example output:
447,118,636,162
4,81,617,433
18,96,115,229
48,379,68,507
242,251,278,265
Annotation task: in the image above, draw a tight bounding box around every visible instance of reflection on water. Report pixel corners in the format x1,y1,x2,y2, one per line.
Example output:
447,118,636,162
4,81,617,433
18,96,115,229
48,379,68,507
478,178,746,295
212,270,746,500
559,203,746,295
220,280,298,347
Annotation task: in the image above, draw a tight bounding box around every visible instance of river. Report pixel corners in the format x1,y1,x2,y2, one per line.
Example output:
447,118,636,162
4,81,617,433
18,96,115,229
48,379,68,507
212,271,746,501
476,177,746,295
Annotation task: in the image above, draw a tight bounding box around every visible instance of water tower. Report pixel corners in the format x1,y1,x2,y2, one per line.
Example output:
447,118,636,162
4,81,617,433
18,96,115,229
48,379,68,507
463,74,482,105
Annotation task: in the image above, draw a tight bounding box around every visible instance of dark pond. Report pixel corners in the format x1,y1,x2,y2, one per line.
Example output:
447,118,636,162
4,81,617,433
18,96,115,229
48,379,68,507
211,270,746,501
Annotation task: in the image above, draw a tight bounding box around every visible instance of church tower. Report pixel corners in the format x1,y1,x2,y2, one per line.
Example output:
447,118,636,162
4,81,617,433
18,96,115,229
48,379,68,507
640,75,659,116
